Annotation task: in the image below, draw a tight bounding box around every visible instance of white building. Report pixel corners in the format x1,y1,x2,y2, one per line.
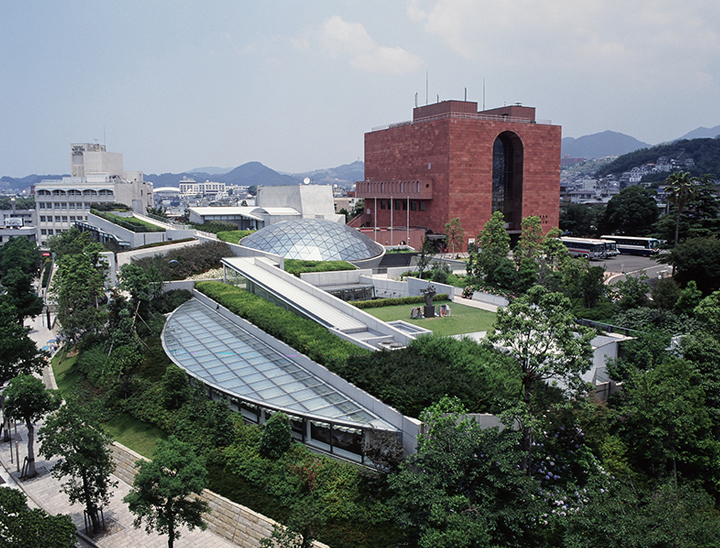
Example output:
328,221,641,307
188,185,343,229
0,201,37,246
178,177,226,197
34,144,152,245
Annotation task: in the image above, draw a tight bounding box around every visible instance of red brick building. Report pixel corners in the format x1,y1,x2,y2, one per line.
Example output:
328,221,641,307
353,100,561,250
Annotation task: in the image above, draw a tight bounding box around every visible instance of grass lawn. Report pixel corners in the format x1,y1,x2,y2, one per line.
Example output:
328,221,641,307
51,350,166,459
102,413,167,458
51,350,80,394
365,301,496,337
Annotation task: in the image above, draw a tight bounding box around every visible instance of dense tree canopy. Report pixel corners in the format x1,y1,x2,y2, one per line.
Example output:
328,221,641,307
0,487,76,548
659,236,720,294
597,185,659,236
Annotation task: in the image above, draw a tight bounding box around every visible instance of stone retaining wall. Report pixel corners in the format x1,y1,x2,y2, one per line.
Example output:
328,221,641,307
110,441,328,547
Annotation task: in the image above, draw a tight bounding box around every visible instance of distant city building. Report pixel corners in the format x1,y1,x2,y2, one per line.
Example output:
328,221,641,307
33,144,152,245
188,184,342,229
354,100,561,249
178,177,226,197
0,200,37,246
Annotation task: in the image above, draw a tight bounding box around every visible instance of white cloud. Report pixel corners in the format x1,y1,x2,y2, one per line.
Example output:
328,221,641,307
320,16,422,74
405,0,720,73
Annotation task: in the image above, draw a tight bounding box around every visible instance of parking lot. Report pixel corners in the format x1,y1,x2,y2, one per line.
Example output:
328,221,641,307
596,252,672,283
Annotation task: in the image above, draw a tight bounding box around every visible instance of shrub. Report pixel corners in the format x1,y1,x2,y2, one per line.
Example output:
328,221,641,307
260,412,293,459
151,289,193,314
191,221,239,234
351,294,449,309
134,241,231,281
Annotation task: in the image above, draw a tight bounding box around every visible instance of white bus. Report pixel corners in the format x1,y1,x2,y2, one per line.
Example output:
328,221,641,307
599,239,619,257
600,235,660,257
560,237,607,260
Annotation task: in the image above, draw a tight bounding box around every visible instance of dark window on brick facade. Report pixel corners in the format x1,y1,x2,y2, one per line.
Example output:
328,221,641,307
419,202,426,211
411,201,417,211
394,200,401,210
402,200,407,210
380,200,386,210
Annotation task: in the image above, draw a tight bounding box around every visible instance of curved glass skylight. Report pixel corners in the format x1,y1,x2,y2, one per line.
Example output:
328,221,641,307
240,219,384,261
162,299,394,430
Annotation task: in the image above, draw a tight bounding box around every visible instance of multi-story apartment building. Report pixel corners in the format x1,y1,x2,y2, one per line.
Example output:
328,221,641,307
34,144,152,245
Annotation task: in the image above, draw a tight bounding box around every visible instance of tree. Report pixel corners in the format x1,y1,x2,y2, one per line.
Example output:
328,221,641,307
4,374,60,478
51,250,108,344
675,280,703,316
651,277,681,310
486,286,595,471
598,185,659,236
261,456,329,548
0,235,41,277
0,301,47,441
474,211,511,284
694,290,720,338
664,171,699,247
388,397,540,548
38,400,117,534
443,217,465,254
416,236,435,279
514,215,544,265
562,479,720,548
618,359,716,482
0,487,76,548
124,436,209,548
260,411,292,459
118,262,163,318
559,203,604,237
658,236,720,295
609,273,651,311
1,267,44,324
46,227,104,261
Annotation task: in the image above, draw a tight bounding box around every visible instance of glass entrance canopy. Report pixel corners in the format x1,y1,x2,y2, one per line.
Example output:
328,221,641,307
162,299,395,432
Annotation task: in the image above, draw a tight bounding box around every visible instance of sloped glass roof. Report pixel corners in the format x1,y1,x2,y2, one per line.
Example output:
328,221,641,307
240,219,384,261
162,299,395,430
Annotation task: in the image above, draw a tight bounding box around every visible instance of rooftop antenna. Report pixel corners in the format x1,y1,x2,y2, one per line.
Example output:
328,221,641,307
465,87,467,102
415,92,418,108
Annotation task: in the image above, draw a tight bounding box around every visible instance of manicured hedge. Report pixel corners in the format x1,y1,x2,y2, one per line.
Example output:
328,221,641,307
352,293,449,309
191,221,239,234
195,281,371,365
283,259,356,277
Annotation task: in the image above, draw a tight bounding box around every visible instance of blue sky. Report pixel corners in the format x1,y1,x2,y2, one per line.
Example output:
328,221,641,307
2,0,719,177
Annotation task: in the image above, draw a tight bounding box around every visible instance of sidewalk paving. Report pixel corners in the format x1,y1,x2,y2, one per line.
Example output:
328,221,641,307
0,311,245,548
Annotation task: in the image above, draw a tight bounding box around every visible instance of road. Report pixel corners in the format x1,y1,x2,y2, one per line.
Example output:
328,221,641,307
594,252,672,285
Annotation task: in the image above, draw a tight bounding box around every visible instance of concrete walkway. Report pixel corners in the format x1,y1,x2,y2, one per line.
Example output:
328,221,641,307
0,311,244,548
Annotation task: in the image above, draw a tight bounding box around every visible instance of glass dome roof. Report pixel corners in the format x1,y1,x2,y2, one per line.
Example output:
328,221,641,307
240,219,384,262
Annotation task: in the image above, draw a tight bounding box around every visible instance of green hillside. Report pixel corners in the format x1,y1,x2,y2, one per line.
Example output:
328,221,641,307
595,137,720,180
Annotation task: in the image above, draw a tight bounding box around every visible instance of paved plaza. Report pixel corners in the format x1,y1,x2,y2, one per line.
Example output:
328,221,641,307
0,311,244,548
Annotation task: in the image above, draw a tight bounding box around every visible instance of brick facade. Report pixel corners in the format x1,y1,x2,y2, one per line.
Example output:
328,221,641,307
356,101,561,248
